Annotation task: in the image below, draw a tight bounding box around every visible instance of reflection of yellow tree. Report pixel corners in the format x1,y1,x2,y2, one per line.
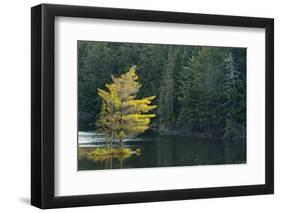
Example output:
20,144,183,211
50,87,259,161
78,147,141,169
96,66,157,148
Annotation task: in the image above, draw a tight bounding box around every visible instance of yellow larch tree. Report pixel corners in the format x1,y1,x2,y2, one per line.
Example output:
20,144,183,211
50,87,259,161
96,66,157,147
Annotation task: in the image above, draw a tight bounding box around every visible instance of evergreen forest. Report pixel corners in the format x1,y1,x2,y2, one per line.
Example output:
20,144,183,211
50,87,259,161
78,41,246,140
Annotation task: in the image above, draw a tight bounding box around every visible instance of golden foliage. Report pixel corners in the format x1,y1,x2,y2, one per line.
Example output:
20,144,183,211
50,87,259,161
96,66,157,145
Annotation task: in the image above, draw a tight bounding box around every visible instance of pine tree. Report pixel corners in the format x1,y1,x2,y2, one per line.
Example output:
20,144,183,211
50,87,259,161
96,66,157,147
178,50,205,134
223,52,240,139
177,47,227,136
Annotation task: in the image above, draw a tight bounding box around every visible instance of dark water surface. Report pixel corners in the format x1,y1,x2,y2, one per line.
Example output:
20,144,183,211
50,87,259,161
78,131,246,170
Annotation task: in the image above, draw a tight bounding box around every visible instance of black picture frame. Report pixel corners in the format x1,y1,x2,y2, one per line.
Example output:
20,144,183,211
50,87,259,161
31,3,274,209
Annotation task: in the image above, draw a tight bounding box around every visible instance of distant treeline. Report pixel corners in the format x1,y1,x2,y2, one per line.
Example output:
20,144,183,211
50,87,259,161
78,41,246,139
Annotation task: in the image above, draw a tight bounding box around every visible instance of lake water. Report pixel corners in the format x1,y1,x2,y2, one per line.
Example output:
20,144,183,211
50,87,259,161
78,131,246,170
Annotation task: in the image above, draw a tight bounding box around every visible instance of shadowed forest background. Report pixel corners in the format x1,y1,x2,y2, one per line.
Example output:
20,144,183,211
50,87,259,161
78,41,246,140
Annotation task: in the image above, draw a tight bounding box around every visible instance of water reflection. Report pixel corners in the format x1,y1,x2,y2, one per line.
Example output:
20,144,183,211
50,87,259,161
78,131,246,170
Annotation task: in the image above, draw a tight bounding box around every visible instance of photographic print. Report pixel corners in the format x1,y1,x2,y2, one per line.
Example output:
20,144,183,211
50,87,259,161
78,41,246,170
31,4,274,208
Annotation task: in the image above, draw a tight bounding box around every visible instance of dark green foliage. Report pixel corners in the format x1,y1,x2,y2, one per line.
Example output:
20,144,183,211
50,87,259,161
158,46,177,130
78,41,246,139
